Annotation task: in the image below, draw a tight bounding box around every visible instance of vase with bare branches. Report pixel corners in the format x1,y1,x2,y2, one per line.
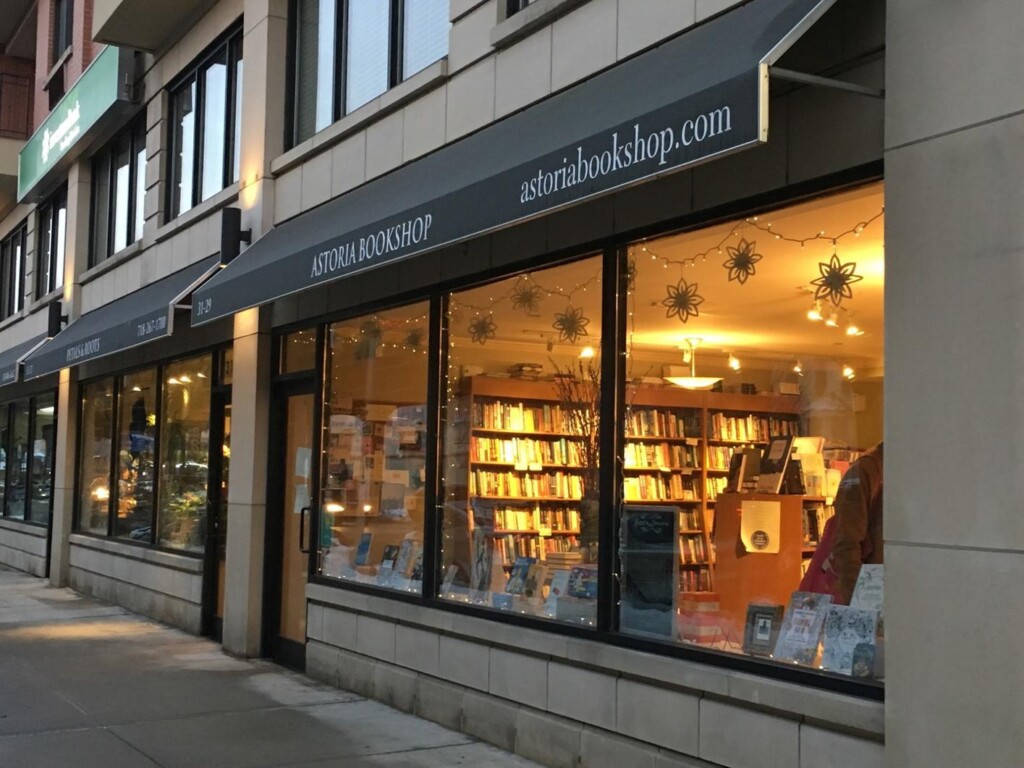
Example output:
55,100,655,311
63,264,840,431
550,357,601,560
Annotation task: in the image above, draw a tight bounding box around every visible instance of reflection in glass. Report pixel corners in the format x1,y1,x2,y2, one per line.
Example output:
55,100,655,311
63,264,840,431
115,370,157,541
440,256,603,623
173,80,197,216
4,400,30,519
78,380,114,535
345,0,389,113
30,395,55,523
158,355,212,551
279,328,317,374
317,302,429,592
233,57,243,184
135,122,146,242
403,0,449,79
201,58,228,202
113,134,131,253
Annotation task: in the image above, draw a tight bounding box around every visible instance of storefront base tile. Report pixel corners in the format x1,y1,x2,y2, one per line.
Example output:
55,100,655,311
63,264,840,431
0,519,48,577
306,594,884,768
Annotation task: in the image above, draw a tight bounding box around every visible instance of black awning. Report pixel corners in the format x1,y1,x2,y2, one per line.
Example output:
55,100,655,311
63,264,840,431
0,334,47,387
192,0,834,326
23,256,220,380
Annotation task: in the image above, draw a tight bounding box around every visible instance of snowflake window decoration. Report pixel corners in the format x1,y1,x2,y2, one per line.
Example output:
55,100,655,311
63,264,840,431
722,238,762,284
510,281,544,315
468,315,497,345
404,328,424,349
662,278,704,324
812,253,863,306
552,306,590,343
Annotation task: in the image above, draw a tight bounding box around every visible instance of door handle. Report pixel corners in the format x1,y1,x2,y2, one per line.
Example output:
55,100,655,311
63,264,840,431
299,506,311,554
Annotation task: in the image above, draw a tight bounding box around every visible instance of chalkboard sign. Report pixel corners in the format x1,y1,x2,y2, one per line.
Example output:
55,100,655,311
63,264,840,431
619,505,678,638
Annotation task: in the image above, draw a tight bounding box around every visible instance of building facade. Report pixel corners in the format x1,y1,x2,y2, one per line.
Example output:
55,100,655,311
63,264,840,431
0,2,1017,767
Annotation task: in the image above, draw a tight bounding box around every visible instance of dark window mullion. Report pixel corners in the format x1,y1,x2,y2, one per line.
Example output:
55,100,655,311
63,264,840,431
107,379,121,538
1,404,11,517
336,0,349,118
390,0,403,88
150,369,163,546
24,398,36,522
192,70,206,211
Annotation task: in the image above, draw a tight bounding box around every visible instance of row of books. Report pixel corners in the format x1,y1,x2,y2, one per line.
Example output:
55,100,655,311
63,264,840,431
802,503,835,547
470,470,585,499
623,441,699,470
623,474,697,501
709,413,799,442
680,569,712,592
624,408,700,439
471,436,584,466
679,509,704,531
472,401,576,434
705,475,728,500
484,505,581,532
706,444,742,471
495,534,580,564
679,533,708,564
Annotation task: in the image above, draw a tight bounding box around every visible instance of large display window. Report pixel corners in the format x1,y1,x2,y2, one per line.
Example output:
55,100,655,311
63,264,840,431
439,255,603,624
75,352,225,553
316,302,430,592
0,393,57,524
306,182,885,690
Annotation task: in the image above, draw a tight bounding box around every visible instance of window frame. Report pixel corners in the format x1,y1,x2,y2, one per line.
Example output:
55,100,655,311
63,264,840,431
52,0,74,65
0,222,27,320
36,186,67,300
287,0,450,147
90,117,147,266
166,26,244,221
72,348,230,553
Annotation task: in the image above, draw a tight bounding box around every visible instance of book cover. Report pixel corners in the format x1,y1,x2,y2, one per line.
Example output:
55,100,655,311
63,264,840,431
408,545,425,582
755,435,794,493
566,564,598,599
354,532,373,566
849,564,884,617
821,605,878,676
522,563,549,603
543,570,571,614
393,539,415,577
376,544,400,585
772,591,833,664
505,556,536,595
742,603,784,656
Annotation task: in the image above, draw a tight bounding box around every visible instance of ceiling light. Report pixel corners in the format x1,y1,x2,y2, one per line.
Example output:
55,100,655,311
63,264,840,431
665,338,723,390
92,485,110,501
842,365,856,380
728,354,741,371
579,346,595,359
824,311,839,328
131,386,142,392
167,377,180,385
363,504,373,513
197,372,208,379
793,361,803,376
179,375,192,383
324,502,345,513
807,302,823,322
846,320,864,336
37,406,55,415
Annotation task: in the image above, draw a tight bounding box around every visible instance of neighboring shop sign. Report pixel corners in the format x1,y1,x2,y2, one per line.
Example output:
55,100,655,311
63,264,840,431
18,46,134,202
193,0,834,325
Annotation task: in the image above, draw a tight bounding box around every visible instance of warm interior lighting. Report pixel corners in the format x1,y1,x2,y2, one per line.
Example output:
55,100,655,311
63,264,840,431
167,377,180,385
806,302,823,321
846,321,864,336
92,485,110,501
37,406,55,415
362,503,373,513
824,311,839,328
131,385,142,392
665,338,723,390
842,364,856,380
728,353,741,371
792,361,804,376
324,502,345,513
178,375,192,383
578,345,595,359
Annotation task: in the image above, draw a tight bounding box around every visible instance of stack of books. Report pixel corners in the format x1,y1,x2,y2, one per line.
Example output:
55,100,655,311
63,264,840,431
678,591,720,645
508,362,544,380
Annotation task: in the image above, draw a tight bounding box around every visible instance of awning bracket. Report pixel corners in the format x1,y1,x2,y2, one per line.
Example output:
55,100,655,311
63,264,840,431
769,66,885,99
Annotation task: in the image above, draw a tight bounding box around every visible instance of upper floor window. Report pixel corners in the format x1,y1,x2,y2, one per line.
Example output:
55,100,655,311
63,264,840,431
0,223,26,320
290,0,449,146
91,118,146,266
52,0,73,64
168,28,243,220
36,186,67,299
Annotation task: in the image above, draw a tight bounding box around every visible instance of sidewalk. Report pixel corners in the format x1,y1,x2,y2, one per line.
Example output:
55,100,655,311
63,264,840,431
0,566,541,768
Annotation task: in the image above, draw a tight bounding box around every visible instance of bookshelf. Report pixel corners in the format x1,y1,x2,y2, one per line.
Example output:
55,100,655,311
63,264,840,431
448,376,803,601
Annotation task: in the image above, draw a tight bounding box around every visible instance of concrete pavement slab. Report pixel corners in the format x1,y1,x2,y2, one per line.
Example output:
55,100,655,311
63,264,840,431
0,566,542,768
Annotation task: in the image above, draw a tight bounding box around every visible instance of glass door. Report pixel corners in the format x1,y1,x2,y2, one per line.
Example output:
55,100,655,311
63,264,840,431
265,385,316,668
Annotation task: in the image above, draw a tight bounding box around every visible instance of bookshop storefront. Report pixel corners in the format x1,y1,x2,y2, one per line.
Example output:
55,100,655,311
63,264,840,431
193,0,887,764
